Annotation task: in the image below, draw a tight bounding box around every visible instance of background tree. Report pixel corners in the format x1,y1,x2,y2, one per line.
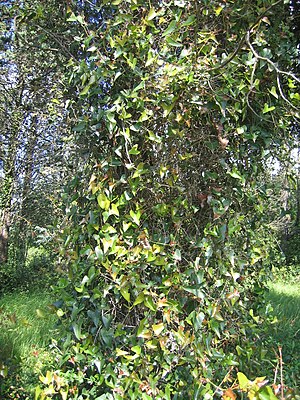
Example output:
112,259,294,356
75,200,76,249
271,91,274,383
0,0,75,287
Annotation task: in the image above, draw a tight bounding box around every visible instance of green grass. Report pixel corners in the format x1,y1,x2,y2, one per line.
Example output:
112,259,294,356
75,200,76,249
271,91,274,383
0,289,58,398
265,279,300,388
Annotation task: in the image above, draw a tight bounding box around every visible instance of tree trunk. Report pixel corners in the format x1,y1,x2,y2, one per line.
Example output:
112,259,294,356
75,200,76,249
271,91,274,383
296,173,300,227
0,210,9,264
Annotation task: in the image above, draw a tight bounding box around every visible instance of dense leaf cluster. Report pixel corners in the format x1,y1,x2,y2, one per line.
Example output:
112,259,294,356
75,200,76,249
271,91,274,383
34,0,300,399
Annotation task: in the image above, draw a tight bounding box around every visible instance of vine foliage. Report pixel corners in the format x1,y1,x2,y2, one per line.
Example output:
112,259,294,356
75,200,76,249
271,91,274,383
35,0,299,398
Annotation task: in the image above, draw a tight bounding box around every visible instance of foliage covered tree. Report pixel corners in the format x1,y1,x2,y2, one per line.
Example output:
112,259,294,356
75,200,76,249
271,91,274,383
0,0,299,398
32,0,300,398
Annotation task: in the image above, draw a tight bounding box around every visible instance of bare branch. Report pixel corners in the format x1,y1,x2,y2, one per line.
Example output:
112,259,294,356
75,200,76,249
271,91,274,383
246,31,299,110
246,32,300,85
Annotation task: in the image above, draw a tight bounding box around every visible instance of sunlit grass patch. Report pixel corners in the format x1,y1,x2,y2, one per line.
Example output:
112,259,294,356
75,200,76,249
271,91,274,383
0,289,56,358
0,289,58,397
265,279,300,388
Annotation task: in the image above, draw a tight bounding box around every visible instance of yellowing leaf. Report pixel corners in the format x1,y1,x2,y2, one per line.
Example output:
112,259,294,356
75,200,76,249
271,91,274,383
130,209,141,225
60,389,68,400
137,329,152,339
262,16,271,25
109,203,119,216
152,322,164,335
116,348,129,356
146,7,157,21
253,376,268,387
237,372,250,389
123,353,139,360
145,340,158,349
39,370,53,385
157,297,168,308
131,345,141,355
36,308,45,318
215,6,223,16
222,388,236,400
97,193,110,210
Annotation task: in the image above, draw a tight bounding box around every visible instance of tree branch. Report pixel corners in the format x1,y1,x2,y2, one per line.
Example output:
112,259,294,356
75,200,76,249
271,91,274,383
208,0,284,71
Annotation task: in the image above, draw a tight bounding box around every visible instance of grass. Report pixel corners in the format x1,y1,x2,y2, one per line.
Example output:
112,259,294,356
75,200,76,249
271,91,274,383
265,277,300,389
0,288,58,398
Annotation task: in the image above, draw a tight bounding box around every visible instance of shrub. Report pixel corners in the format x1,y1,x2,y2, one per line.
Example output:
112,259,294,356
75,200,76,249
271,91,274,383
0,246,55,294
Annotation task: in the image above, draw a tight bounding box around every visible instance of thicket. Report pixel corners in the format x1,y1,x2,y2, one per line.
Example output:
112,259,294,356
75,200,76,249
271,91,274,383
0,0,300,399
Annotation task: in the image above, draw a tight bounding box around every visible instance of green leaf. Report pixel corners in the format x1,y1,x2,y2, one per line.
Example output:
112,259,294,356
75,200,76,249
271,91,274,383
148,130,161,143
161,101,176,117
129,144,140,155
138,109,153,122
183,287,205,299
173,248,181,261
262,103,275,114
229,169,243,180
87,45,97,52
72,321,82,340
100,329,113,346
182,15,196,26
35,386,43,399
268,86,278,99
258,386,278,400
76,15,85,25
120,287,130,302
73,121,86,132
137,320,152,339
131,345,141,355
162,20,177,37
133,81,145,92
95,246,103,260
166,37,183,47
106,111,117,124
145,50,156,66
144,295,156,311
133,292,145,306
